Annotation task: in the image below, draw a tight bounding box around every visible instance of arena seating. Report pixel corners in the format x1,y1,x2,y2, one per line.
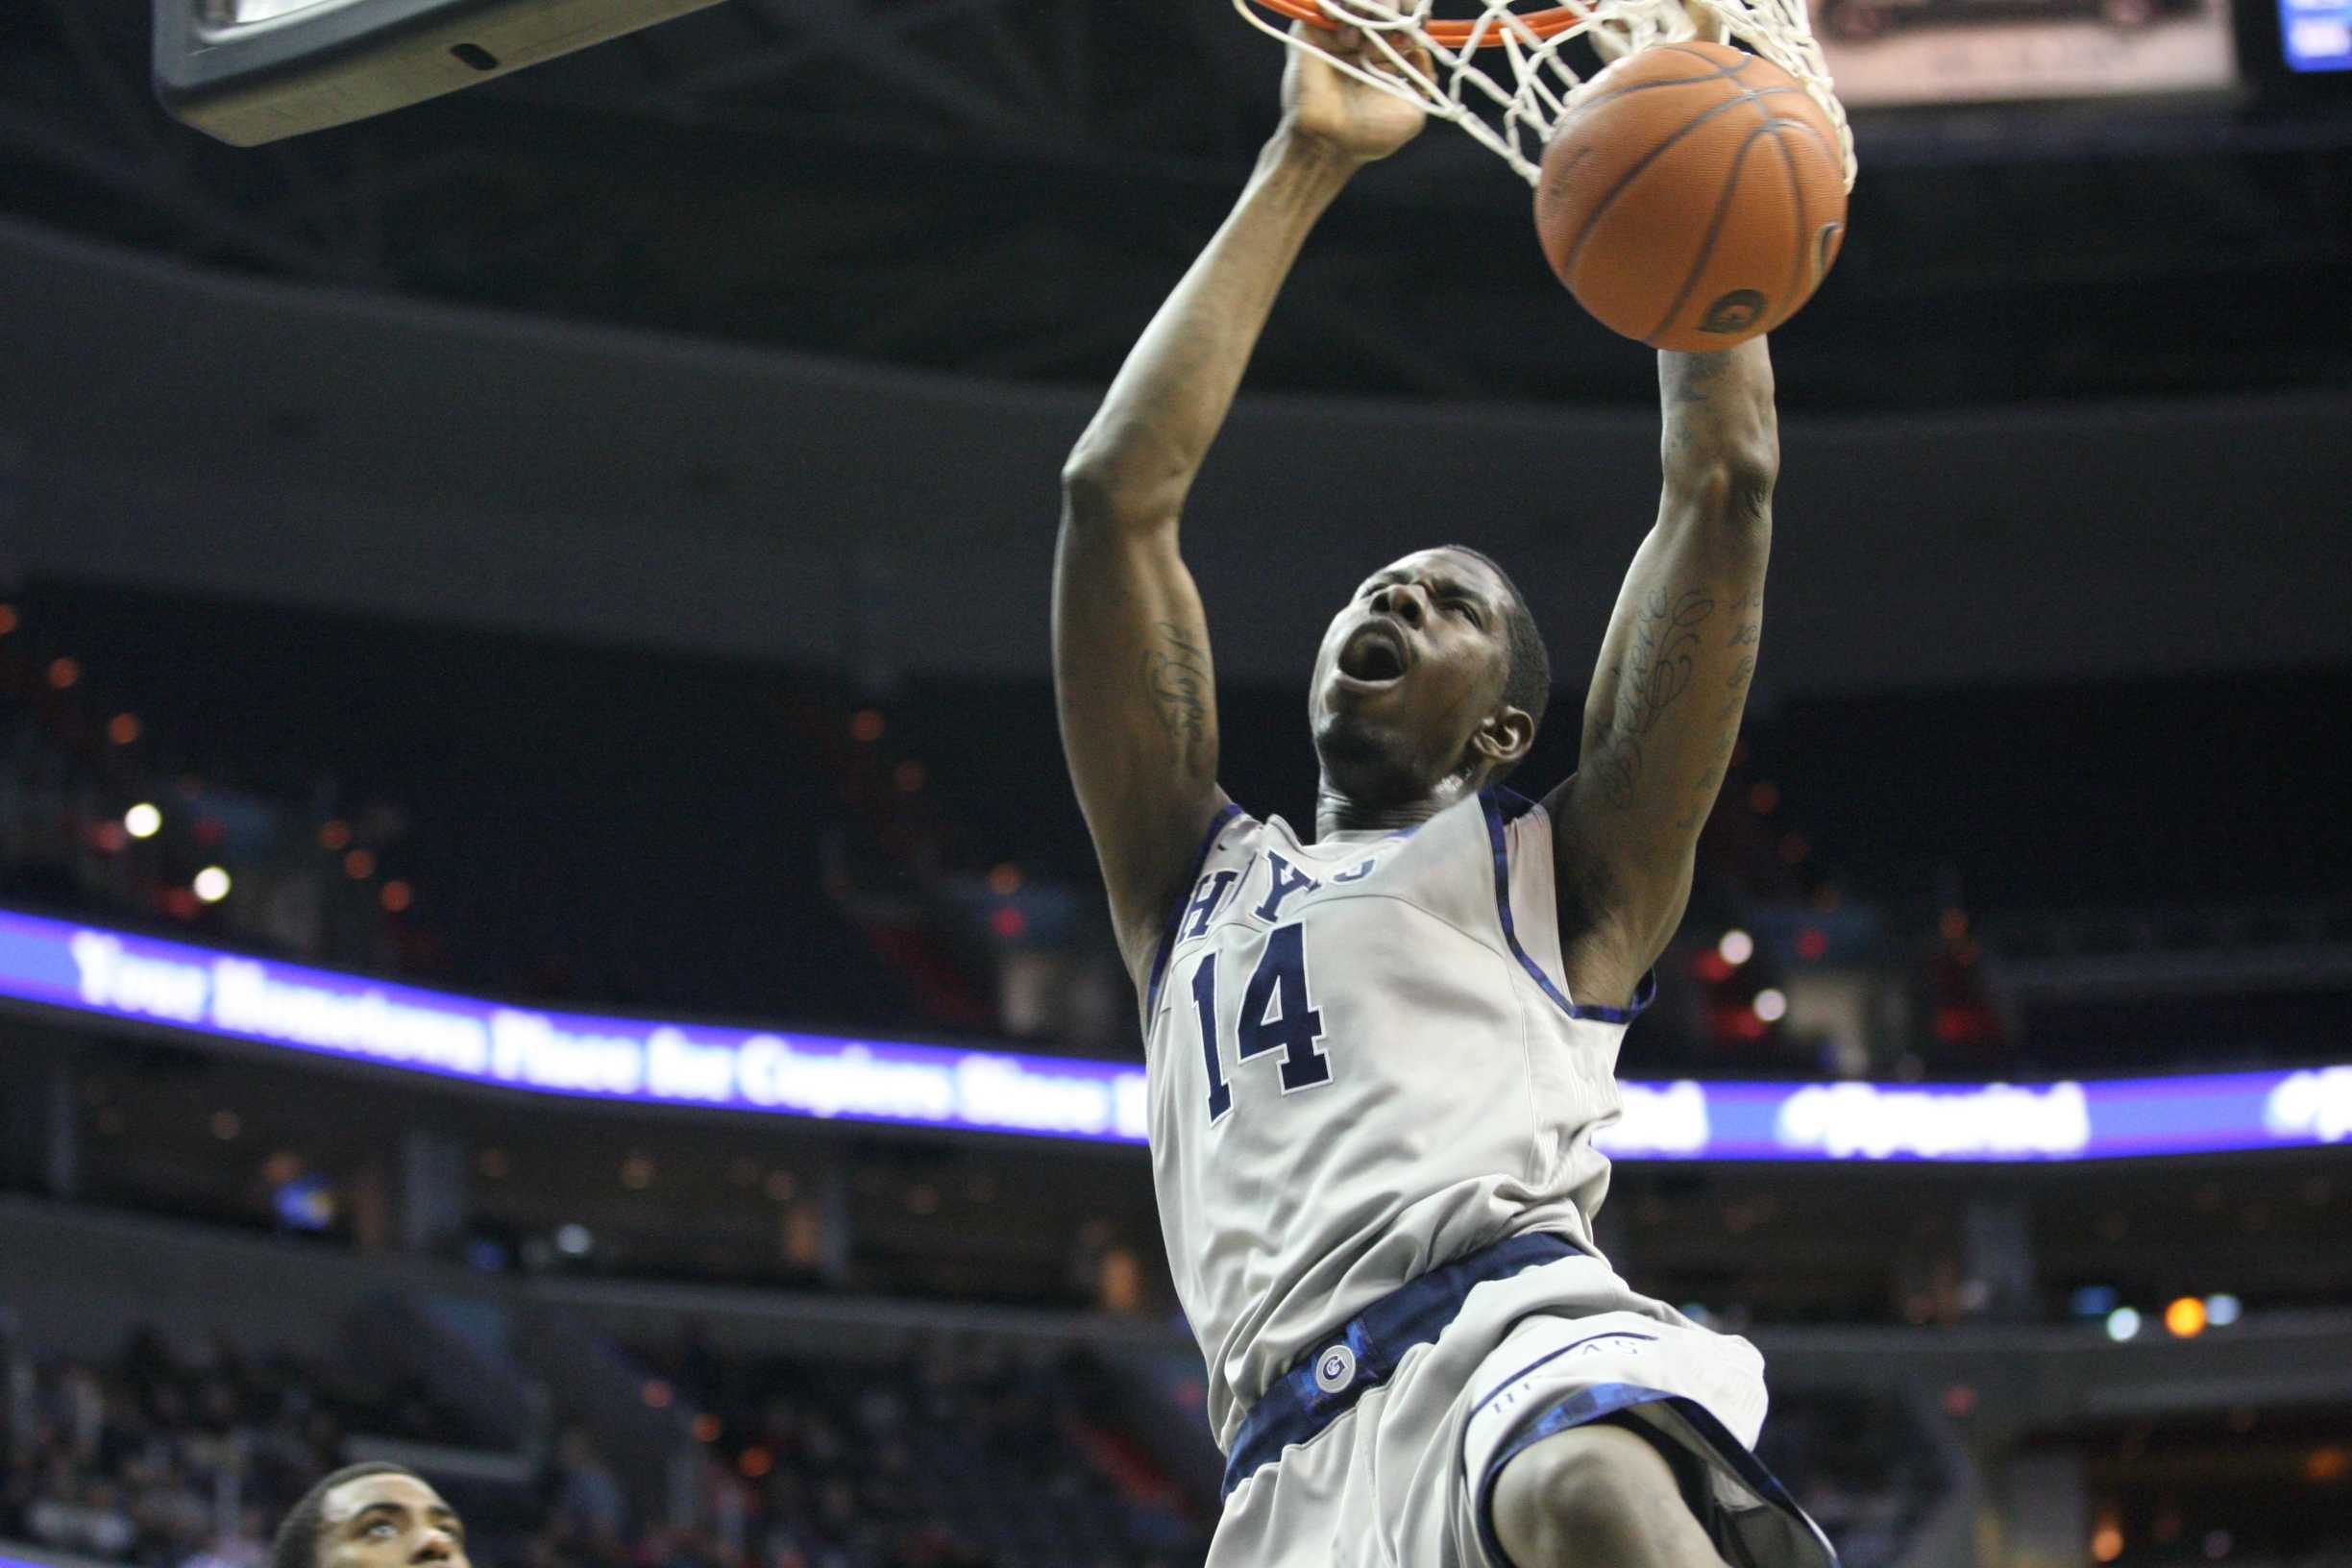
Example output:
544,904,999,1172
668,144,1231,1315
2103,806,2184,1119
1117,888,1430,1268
1,1325,488,1568
2,1303,1951,1568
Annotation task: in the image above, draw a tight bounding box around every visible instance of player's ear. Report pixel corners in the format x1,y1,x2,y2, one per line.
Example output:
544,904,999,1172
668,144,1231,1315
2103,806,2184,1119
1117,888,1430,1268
1471,705,1534,772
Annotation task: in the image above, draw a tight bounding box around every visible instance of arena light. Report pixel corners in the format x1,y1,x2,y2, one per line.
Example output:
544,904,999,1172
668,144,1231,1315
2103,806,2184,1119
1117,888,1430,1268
2165,1296,2208,1338
2105,1306,2143,1342
6,905,2352,1158
553,1223,593,1257
124,803,163,839
2205,1293,2242,1327
193,867,233,903
1752,988,1788,1023
1717,930,1754,966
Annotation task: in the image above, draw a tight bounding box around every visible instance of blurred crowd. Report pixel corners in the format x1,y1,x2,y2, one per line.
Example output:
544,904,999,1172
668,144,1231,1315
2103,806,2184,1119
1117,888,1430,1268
0,1309,1206,1568
4,1293,2337,1568
616,1334,1201,1568
0,1302,1972,1568
0,1318,454,1568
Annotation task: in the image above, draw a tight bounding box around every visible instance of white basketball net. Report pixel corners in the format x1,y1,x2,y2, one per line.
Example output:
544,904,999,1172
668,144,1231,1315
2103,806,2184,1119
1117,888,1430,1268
1233,0,1856,192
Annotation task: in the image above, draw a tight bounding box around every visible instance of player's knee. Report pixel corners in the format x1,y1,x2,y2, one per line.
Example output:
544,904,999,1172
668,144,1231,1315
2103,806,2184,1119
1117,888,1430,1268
1490,1423,1698,1567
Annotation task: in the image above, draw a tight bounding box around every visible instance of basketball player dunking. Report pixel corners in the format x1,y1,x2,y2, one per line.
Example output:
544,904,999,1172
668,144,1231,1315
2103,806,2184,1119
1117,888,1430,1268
1052,20,1835,1568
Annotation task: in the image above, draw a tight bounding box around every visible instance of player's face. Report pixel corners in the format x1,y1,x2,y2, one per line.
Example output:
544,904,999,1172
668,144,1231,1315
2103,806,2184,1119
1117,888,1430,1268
317,1474,469,1568
1310,548,1518,802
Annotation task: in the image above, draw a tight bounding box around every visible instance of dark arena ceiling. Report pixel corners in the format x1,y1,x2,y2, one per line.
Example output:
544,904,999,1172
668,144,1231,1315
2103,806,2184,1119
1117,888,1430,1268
3,0,2350,410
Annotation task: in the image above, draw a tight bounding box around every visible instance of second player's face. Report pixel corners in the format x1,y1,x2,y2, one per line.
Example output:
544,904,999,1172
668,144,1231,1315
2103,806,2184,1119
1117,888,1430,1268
316,1474,469,1568
1310,548,1517,802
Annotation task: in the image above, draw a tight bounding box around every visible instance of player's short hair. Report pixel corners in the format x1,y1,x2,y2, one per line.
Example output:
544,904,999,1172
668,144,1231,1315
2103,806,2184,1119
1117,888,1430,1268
272,1461,422,1568
1439,544,1552,780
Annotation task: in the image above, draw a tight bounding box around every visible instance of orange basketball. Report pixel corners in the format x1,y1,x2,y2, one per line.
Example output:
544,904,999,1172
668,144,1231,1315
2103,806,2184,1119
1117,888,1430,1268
1535,42,1848,352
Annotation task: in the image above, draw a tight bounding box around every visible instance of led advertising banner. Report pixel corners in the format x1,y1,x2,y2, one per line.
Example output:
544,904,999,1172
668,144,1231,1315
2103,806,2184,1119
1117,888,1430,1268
2281,0,2352,67
2,908,2347,1160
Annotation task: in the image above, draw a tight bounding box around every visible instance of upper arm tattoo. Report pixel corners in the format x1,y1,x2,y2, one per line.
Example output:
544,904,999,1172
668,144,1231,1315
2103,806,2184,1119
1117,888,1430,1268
1589,587,1714,810
1140,619,1212,751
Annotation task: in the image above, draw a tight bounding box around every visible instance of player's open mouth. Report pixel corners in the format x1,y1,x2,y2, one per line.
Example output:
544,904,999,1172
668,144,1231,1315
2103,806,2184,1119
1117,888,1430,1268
1337,623,1410,685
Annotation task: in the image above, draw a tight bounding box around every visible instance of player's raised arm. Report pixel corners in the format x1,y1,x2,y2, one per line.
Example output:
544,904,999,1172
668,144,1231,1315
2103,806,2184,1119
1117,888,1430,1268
1055,23,1427,978
1548,339,1777,1000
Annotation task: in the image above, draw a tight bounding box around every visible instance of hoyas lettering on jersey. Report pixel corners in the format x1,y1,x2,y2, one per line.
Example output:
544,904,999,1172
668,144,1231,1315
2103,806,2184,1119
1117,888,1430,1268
1176,848,1384,943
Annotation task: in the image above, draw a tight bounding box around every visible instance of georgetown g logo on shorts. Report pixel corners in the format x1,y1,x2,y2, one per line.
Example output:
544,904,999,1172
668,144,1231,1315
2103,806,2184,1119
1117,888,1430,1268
1313,1343,1358,1394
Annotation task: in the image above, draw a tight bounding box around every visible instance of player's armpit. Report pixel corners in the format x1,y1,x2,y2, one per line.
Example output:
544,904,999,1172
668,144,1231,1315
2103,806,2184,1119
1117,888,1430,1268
1052,491,1231,980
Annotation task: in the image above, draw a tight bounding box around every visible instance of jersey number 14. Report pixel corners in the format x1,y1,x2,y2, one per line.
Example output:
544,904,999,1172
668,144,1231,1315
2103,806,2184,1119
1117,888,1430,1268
1189,922,1331,1122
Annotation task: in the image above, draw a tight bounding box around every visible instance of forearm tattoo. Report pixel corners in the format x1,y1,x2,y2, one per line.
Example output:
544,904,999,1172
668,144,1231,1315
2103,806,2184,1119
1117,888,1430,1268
1679,652,1758,830
1141,620,1211,749
1717,653,1757,723
1592,587,1714,809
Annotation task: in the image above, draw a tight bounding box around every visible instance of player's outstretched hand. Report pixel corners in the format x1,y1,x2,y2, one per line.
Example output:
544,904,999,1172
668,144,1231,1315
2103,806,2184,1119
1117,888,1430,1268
1279,20,1432,164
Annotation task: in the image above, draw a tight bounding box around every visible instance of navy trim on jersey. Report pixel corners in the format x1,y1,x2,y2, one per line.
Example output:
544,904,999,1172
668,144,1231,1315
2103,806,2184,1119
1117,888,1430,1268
1143,801,1244,1017
1480,792,1656,1024
1220,1232,1583,1500
1470,1382,1837,1568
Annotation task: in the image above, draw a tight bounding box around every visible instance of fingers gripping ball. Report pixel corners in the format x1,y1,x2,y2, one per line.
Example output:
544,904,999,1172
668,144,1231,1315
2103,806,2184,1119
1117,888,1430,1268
1535,43,1847,351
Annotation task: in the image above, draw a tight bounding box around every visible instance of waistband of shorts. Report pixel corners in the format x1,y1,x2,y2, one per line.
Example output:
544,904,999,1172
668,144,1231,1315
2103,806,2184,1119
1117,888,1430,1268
1220,1232,1585,1500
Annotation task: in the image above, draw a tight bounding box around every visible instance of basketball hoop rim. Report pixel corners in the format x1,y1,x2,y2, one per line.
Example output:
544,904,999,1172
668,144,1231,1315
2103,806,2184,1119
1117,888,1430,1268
1249,0,1597,47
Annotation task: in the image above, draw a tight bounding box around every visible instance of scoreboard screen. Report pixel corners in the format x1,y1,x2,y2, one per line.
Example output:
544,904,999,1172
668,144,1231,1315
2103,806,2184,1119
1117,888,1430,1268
200,0,337,20
1818,0,2240,106
155,0,725,146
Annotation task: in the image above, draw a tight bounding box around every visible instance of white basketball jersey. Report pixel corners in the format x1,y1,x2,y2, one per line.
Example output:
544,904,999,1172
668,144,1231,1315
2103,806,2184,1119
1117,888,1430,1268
1140,788,1648,1453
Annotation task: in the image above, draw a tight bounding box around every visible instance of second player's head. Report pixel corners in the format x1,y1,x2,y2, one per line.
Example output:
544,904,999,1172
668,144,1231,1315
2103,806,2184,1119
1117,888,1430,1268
272,1463,468,1568
1310,545,1551,808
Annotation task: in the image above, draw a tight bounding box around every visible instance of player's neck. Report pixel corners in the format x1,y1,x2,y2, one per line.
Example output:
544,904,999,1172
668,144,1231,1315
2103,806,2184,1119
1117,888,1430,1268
1311,773,1481,842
